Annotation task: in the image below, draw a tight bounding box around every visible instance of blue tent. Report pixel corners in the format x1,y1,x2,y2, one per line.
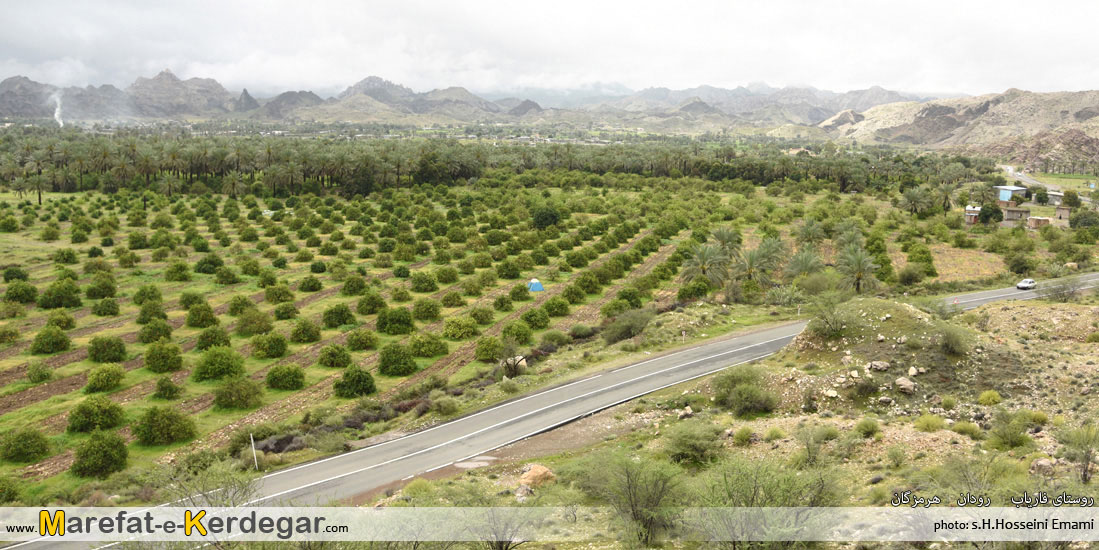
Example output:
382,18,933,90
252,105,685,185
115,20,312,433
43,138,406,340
527,278,545,292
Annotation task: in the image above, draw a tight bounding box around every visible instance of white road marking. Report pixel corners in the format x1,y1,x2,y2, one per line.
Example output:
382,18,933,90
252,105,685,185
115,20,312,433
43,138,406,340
244,331,799,505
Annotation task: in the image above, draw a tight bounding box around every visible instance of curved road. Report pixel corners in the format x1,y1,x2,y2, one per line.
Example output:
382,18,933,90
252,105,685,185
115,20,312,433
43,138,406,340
8,274,1099,548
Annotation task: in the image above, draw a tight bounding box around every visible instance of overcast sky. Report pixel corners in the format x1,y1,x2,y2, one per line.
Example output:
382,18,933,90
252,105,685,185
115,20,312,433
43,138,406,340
2,0,1097,98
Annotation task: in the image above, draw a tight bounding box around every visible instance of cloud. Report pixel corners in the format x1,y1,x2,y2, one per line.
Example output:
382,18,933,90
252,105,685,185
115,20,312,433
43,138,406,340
1,0,1097,97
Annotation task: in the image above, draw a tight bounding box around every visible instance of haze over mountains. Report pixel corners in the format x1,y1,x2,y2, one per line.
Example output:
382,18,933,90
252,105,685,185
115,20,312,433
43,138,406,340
5,69,1099,164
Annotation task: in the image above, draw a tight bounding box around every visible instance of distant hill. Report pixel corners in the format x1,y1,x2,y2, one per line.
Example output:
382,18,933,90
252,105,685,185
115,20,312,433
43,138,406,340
6,71,1099,165
819,88,1099,168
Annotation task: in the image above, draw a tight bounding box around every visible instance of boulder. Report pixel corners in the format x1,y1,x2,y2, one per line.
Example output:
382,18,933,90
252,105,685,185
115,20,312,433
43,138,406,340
908,367,918,377
514,484,533,502
824,390,839,398
877,334,885,342
518,464,556,487
869,361,891,371
895,377,916,394
1029,458,1056,476
678,406,694,419
878,396,894,405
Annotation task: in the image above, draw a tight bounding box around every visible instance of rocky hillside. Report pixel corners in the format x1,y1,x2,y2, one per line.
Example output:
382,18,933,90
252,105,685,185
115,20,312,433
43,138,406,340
820,88,1099,165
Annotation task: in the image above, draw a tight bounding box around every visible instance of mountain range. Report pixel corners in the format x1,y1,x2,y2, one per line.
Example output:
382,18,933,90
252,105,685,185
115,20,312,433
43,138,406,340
4,70,1099,166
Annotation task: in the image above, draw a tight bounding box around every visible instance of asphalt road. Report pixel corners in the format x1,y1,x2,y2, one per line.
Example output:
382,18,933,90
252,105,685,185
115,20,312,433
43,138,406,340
947,272,1099,310
8,274,1099,548
1000,164,1092,204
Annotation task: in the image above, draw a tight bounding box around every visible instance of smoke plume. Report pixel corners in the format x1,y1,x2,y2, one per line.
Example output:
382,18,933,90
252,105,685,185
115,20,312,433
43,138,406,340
49,91,64,127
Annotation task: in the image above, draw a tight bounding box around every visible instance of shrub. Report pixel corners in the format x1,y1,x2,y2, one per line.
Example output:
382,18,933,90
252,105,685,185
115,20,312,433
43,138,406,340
85,272,117,299
322,303,356,328
441,291,465,307
602,308,655,344
951,421,983,440
133,407,197,445
493,295,513,312
886,445,906,469
941,395,957,410
666,421,723,465
236,308,273,337
502,320,533,345
89,336,127,362
290,319,321,343
356,291,386,315
264,284,294,304
443,316,479,339
193,346,245,381
897,264,925,286
26,361,52,383
986,410,1033,450
252,332,288,359
2,266,28,282
377,307,414,335
1,428,50,462
153,376,183,400
85,364,124,393
132,284,162,306
509,283,531,302
72,431,128,478
136,301,167,324
732,426,754,446
0,325,16,344
30,325,70,354
46,309,76,330
412,298,441,321
274,302,299,320
540,330,571,347
409,271,438,293
195,326,230,350
179,291,205,310
379,343,417,376
521,308,550,330
138,318,173,344
213,376,264,409
569,324,594,339
92,298,119,316
185,303,219,328
940,325,968,355
266,364,305,390
37,279,81,308
194,253,224,274
164,261,192,281
977,390,1002,406
432,396,460,416
318,344,353,368
855,417,881,438
299,275,322,292
342,275,368,296
333,365,376,398
227,295,254,316
409,332,448,357
4,280,37,303
68,395,125,432
543,296,570,317
475,336,502,362
914,414,946,432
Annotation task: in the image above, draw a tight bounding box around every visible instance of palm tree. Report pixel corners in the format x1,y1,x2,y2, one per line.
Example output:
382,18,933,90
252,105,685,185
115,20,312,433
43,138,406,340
785,247,824,280
221,171,242,198
934,183,956,211
797,219,826,246
681,244,730,288
899,187,931,215
836,245,880,294
732,238,785,286
710,226,742,256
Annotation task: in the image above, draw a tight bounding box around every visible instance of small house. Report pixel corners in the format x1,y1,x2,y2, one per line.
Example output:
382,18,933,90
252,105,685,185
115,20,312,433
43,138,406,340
964,205,982,225
1047,191,1064,206
1027,216,1051,229
994,185,1028,202
1001,206,1031,228
1056,205,1072,220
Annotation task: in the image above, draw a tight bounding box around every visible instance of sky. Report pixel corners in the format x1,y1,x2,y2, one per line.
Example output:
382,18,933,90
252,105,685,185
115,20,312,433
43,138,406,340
2,0,1098,99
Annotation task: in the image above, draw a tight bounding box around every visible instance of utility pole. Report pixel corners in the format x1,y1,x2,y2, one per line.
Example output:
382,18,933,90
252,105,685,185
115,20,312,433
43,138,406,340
250,433,259,471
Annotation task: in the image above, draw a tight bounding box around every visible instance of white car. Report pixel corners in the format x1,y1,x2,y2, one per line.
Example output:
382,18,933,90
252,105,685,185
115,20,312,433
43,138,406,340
1016,279,1037,290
